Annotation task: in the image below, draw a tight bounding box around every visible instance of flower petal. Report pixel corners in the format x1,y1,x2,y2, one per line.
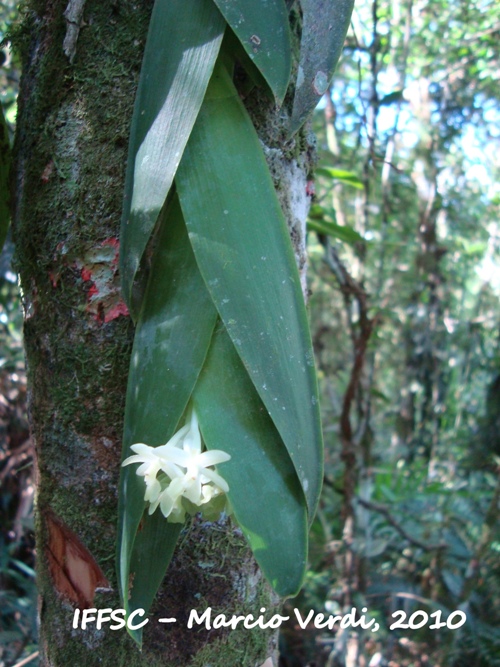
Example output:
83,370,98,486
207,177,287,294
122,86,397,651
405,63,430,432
182,409,202,454
166,476,188,499
183,476,203,505
197,449,231,467
122,454,147,467
164,423,191,449
155,443,191,467
159,460,185,480
201,483,222,503
199,467,229,493
136,460,160,477
148,495,161,515
144,478,161,503
158,490,175,518
130,443,155,456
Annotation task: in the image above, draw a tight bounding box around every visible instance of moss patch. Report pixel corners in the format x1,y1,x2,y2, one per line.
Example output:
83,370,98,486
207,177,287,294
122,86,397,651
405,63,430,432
141,516,280,665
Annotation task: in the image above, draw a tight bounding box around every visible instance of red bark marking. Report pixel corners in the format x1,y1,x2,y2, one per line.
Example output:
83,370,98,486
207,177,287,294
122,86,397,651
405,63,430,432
41,160,54,183
81,267,93,282
104,301,129,322
78,238,129,323
102,237,119,248
44,510,109,608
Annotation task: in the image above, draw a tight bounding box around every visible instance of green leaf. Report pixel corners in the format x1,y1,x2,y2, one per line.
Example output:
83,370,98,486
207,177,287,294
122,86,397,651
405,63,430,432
194,323,308,597
315,166,364,189
117,196,218,643
0,103,11,252
119,0,225,318
126,516,182,645
308,203,331,220
441,569,464,598
176,62,323,518
307,218,364,245
352,537,389,558
370,387,390,403
290,0,355,134
460,239,487,256
212,0,292,102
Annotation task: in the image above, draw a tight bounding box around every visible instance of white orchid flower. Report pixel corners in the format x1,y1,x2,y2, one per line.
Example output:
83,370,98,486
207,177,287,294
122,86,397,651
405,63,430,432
122,408,230,521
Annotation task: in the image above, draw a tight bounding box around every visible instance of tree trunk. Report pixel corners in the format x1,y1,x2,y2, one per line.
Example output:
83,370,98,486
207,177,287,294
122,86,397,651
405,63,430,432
12,1,312,665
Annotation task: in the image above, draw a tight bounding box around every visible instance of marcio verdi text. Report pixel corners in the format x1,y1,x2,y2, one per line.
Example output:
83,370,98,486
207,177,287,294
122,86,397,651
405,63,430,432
72,607,380,632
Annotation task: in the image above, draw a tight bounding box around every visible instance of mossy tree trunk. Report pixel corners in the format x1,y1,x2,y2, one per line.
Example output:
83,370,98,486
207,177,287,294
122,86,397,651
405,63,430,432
13,1,312,665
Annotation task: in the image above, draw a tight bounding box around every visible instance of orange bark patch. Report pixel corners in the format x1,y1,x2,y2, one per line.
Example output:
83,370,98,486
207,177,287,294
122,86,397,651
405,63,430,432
44,510,110,607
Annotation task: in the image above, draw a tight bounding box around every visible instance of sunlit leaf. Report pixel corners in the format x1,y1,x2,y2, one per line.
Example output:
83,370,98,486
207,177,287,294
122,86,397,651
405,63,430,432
290,0,354,134
212,0,291,102
308,218,364,245
460,240,487,256
194,323,308,597
176,62,323,517
316,166,364,189
119,0,225,318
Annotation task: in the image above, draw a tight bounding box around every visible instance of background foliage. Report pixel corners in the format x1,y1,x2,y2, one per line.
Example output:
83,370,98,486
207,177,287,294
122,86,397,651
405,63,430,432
0,2,37,666
284,0,500,665
1,0,499,665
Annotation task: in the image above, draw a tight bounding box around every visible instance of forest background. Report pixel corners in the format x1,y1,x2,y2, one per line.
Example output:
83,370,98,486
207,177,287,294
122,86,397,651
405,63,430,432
1,0,499,666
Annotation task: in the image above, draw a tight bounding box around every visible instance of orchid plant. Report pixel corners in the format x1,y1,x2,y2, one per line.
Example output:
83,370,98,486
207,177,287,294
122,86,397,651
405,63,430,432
117,0,354,646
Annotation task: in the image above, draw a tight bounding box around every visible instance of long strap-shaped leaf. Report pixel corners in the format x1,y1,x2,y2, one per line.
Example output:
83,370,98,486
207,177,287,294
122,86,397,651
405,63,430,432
119,0,225,317
176,63,323,517
290,0,354,134
0,103,10,252
211,0,292,103
117,196,218,642
194,323,308,597
126,516,182,645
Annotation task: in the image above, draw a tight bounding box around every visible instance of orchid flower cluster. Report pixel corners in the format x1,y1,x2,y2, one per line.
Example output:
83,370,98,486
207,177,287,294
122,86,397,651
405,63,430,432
122,408,231,523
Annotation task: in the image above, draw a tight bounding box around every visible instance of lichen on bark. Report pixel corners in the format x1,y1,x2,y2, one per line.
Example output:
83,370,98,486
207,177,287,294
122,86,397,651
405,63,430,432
12,1,311,665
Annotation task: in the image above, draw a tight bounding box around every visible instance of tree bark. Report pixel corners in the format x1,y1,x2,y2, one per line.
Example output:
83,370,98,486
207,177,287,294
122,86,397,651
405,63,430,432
12,1,312,665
